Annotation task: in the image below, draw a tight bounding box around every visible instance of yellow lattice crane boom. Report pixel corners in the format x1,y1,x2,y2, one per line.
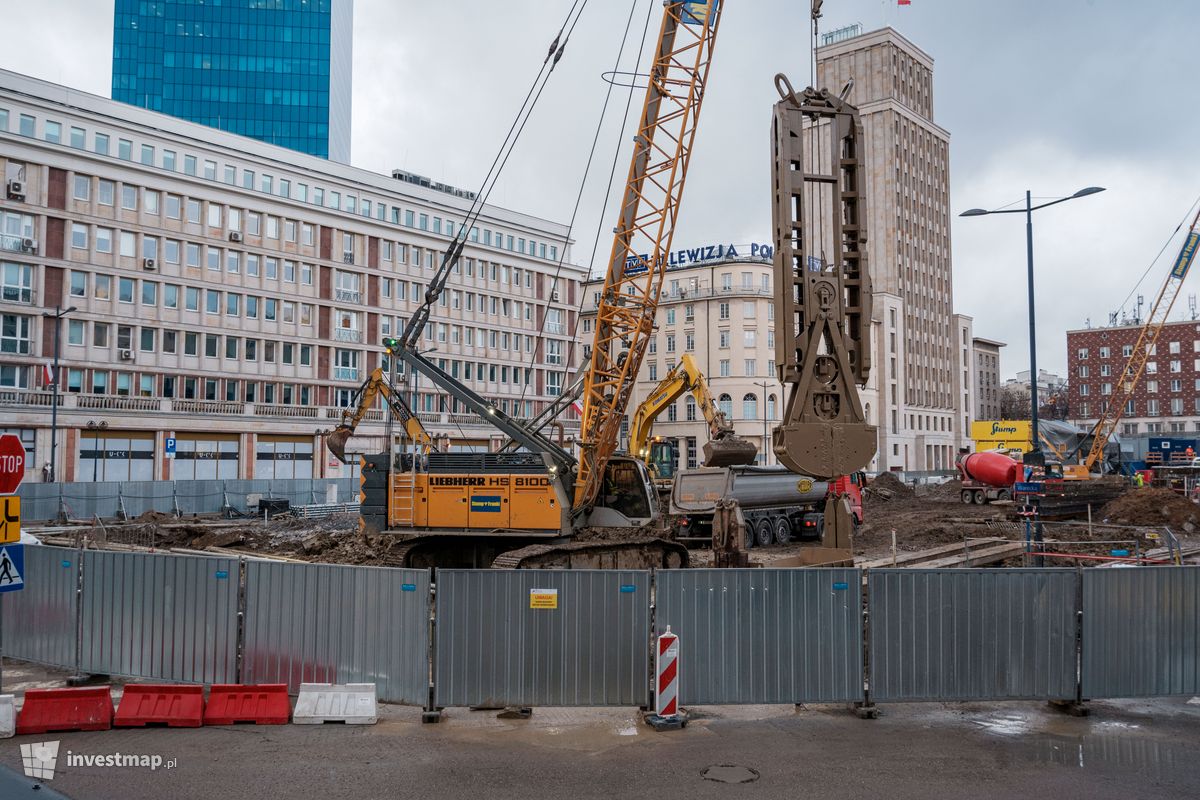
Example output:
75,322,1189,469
1081,207,1200,472
575,0,724,509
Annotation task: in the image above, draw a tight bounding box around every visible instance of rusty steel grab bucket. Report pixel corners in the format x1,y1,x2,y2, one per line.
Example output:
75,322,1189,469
327,426,353,464
702,435,759,468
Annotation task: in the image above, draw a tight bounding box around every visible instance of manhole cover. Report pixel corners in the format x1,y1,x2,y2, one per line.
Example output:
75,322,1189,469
701,764,760,784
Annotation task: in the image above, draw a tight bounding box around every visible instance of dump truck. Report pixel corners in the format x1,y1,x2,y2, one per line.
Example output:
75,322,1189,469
670,466,864,547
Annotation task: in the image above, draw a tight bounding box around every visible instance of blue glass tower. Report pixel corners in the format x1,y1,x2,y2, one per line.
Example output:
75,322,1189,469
112,0,353,162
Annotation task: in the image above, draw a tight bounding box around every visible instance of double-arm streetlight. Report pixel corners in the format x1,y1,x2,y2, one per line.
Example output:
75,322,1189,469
41,305,77,483
960,187,1105,467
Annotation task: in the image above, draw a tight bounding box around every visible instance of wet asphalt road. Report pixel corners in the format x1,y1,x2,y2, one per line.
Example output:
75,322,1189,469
1,697,1198,800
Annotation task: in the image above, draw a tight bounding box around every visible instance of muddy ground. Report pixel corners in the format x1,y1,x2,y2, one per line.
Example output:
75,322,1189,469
33,476,1199,568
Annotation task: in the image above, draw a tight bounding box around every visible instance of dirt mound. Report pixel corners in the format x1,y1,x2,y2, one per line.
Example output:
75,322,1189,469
134,510,176,523
867,472,915,499
922,479,964,501
1100,487,1200,531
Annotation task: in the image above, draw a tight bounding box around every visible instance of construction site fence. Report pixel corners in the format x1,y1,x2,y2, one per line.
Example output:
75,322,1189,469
15,478,359,522
3,552,1199,709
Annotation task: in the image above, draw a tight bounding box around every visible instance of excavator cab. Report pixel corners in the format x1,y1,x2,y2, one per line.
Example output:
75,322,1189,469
647,437,678,481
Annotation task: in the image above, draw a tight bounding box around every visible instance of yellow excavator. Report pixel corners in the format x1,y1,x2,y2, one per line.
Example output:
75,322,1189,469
628,353,758,483
327,366,432,462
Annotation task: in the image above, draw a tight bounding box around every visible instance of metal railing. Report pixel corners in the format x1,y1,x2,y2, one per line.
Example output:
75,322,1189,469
334,327,363,343
334,288,361,303
332,366,360,381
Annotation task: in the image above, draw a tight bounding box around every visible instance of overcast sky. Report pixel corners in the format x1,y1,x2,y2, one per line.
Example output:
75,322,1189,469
3,0,1199,380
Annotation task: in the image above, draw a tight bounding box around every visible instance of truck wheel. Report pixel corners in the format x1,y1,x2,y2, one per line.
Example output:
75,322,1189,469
997,489,1011,501
756,518,775,547
744,523,754,550
774,517,793,545
972,490,985,505
961,490,973,504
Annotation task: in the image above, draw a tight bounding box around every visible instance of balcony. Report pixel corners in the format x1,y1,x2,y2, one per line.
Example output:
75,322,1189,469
254,403,319,418
545,322,565,335
334,288,361,303
0,390,53,407
77,395,161,412
171,399,244,415
334,327,363,343
333,367,361,382
0,288,36,305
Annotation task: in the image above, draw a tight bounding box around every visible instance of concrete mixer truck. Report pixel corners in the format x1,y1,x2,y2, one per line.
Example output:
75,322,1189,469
956,450,1020,505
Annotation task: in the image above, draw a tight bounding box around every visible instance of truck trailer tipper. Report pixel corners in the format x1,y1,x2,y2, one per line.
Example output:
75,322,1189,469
670,466,864,547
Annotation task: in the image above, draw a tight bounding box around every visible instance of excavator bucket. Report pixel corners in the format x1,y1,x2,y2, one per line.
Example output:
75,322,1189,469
702,435,759,468
773,421,876,480
327,426,353,464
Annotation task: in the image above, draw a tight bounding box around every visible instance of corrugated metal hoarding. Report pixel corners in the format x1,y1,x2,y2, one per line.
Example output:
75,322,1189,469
79,550,240,683
435,570,651,708
243,561,431,705
655,568,864,704
869,569,1077,701
1082,566,1200,698
1,545,79,669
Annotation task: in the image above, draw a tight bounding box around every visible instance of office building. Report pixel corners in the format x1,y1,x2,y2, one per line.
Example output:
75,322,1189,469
581,242,782,470
0,68,581,483
112,0,353,162
817,25,970,470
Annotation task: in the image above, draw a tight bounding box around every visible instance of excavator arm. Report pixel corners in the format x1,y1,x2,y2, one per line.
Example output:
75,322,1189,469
628,353,757,469
327,367,432,463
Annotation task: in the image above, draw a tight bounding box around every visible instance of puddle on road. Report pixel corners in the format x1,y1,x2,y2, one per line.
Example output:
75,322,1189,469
971,713,1031,737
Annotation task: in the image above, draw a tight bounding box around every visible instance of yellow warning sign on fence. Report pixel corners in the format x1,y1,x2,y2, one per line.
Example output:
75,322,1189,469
529,588,558,609
0,495,19,544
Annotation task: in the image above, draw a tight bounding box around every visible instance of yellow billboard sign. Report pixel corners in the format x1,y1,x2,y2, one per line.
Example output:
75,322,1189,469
971,420,1033,454
0,495,19,544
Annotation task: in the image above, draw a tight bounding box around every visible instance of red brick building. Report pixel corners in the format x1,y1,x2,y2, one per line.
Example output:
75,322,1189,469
1067,320,1200,436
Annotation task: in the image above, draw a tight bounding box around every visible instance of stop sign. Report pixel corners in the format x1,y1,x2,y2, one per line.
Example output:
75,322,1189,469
0,434,25,494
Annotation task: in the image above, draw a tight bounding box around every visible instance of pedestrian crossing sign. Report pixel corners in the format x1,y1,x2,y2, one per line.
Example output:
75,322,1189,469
0,544,24,593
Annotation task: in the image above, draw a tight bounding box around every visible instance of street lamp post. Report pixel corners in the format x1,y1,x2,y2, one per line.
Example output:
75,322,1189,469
41,305,77,483
961,187,1104,565
960,187,1105,467
755,379,772,466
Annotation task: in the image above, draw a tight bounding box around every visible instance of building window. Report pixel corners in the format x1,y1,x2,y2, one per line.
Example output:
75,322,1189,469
742,393,758,420
0,313,32,354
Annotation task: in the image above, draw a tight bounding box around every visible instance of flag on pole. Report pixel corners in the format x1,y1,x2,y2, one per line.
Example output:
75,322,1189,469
43,363,55,386
898,0,912,6
571,400,584,416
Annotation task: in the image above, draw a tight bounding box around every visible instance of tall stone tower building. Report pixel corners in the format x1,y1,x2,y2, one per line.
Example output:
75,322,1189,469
817,26,966,471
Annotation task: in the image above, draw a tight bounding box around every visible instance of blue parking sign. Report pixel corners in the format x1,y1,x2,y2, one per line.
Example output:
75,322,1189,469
165,437,177,458
0,543,24,593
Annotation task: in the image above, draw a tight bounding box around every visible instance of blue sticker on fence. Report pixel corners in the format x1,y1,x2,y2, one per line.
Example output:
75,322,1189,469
61,560,71,568
1110,549,1130,557
619,585,637,593
214,570,229,579
402,583,417,592
832,582,849,591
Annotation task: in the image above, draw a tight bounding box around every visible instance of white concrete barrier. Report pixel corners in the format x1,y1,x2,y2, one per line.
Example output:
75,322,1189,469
0,694,14,738
292,683,377,725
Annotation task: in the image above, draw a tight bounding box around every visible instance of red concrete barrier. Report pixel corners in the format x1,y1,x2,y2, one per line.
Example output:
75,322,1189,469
114,684,204,728
16,687,114,734
203,684,290,726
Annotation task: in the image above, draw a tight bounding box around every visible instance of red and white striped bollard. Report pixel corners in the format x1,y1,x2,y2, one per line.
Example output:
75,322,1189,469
655,626,680,718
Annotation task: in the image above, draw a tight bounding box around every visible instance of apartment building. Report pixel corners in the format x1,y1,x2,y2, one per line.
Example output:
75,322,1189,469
973,337,1004,421
0,69,582,483
1067,320,1200,436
